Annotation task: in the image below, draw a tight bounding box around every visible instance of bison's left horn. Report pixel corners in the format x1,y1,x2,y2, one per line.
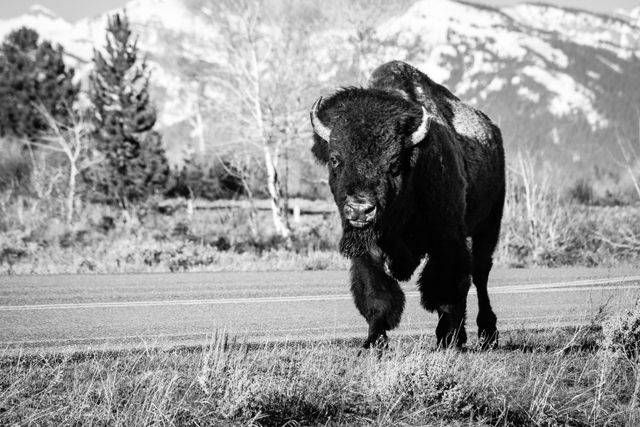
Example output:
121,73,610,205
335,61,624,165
310,97,331,142
410,106,431,145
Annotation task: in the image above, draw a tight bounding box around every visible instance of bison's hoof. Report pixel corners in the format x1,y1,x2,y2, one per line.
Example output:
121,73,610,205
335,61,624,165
437,328,467,349
478,329,499,350
477,312,498,350
359,334,389,356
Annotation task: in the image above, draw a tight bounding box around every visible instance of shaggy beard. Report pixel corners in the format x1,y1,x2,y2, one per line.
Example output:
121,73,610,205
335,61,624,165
339,226,380,259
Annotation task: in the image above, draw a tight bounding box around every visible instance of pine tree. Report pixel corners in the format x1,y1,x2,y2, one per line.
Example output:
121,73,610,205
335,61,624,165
0,27,78,139
85,13,169,207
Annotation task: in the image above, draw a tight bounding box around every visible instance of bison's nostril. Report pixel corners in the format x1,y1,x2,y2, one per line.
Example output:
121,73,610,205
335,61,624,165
344,204,355,218
362,203,375,215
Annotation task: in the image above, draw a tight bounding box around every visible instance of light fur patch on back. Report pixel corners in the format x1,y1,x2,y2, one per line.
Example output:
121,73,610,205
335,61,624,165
451,104,492,144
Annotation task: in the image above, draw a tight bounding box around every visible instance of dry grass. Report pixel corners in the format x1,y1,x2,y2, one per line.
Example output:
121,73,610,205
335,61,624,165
498,153,640,267
1,322,639,426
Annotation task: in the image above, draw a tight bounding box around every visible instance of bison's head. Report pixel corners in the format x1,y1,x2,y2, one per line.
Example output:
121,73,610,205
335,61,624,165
310,88,431,258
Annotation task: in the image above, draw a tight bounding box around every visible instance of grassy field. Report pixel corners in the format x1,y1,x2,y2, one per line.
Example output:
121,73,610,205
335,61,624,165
2,315,639,426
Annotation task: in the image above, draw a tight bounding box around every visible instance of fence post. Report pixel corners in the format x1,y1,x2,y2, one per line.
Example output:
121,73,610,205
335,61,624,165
293,203,301,224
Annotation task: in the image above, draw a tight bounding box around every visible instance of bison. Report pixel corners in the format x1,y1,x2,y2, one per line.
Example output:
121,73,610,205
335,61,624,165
310,60,505,349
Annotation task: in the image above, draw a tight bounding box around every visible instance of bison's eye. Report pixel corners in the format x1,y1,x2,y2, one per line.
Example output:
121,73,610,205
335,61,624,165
330,154,341,169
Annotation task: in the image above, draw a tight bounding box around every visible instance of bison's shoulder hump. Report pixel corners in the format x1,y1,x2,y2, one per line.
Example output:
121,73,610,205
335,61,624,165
449,103,495,144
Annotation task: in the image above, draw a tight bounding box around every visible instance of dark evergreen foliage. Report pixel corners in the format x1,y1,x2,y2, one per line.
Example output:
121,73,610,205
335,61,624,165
0,27,78,139
85,13,169,207
165,155,245,200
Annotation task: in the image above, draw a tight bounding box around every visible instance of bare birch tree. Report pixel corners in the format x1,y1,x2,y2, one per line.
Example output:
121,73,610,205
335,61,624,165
187,0,322,239
325,0,411,84
261,4,324,223
33,105,100,223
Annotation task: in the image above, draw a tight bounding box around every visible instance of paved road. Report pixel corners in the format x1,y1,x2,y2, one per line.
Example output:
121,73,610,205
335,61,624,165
1,267,639,355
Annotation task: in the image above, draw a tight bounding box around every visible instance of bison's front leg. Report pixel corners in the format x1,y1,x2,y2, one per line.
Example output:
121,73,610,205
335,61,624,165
435,301,468,348
418,239,472,348
351,256,406,348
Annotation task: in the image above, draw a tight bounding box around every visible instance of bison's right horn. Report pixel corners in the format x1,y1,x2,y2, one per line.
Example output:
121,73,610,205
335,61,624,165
410,106,431,145
310,97,331,142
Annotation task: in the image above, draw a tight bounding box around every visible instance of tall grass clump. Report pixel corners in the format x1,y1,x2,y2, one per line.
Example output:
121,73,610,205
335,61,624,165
499,152,571,265
595,300,640,424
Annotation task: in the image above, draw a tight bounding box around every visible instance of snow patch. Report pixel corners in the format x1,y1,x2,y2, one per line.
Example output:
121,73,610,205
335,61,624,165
617,6,640,23
597,55,622,73
478,77,506,100
521,38,568,68
517,86,540,103
377,0,461,46
456,50,499,94
587,70,600,80
521,66,607,129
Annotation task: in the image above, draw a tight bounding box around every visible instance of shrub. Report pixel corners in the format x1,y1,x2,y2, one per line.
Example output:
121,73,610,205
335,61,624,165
567,178,594,205
0,139,31,192
165,158,245,200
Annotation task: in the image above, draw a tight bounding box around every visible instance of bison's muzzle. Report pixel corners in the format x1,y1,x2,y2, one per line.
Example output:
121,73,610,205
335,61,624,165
344,195,377,228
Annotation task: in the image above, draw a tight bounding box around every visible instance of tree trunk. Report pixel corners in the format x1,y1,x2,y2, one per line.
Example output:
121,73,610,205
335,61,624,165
192,92,206,154
264,145,290,239
626,164,640,201
240,169,259,240
67,163,77,224
247,43,290,240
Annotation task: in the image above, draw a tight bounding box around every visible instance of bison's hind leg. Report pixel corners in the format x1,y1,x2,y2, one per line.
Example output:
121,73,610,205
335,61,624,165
351,257,405,349
472,198,504,349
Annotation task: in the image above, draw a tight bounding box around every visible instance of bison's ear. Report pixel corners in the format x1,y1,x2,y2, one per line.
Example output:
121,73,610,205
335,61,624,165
311,134,330,164
409,106,432,146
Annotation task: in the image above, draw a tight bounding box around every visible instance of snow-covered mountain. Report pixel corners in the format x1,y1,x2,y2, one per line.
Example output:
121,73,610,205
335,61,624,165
1,0,639,181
